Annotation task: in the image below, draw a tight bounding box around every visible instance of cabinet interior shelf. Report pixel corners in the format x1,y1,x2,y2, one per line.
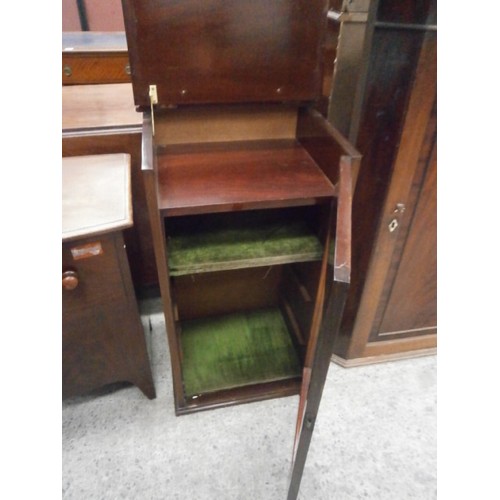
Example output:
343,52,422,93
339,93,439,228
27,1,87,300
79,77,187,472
156,139,336,216
180,307,302,397
167,209,324,276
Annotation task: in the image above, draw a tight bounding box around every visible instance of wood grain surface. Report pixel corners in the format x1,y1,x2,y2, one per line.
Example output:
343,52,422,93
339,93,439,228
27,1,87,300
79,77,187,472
62,154,132,242
156,140,336,216
62,83,139,131
122,0,327,106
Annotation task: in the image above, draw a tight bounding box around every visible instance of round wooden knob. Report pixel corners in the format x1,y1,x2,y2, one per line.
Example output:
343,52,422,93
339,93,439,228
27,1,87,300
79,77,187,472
62,270,79,290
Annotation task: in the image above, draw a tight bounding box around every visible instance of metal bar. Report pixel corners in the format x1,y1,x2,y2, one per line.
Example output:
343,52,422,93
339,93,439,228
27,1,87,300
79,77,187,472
328,9,369,23
378,325,437,337
76,0,89,31
327,9,343,22
375,21,437,32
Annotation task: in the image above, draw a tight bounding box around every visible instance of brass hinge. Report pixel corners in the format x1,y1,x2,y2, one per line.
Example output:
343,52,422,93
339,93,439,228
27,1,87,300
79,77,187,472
149,84,158,135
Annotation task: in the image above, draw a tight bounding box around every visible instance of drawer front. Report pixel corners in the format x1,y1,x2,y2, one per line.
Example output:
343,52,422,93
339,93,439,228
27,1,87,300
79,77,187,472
62,53,131,85
62,232,126,315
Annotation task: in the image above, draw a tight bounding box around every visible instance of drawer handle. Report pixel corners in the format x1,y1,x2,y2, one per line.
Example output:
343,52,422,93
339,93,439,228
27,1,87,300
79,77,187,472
63,65,72,77
62,270,79,290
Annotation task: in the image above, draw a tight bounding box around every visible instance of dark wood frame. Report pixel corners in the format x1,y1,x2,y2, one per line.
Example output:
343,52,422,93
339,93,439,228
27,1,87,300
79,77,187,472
353,38,436,352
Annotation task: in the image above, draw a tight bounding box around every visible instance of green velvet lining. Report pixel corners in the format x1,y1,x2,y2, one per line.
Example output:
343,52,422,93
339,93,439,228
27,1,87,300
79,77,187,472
167,212,323,276
180,308,301,397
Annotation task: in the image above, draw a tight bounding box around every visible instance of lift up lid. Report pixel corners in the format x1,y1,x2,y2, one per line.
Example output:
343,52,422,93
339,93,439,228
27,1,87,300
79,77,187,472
122,0,328,108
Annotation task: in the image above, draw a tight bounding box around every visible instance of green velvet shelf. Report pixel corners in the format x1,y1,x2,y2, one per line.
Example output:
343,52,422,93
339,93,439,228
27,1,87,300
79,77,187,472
167,211,323,276
180,307,302,397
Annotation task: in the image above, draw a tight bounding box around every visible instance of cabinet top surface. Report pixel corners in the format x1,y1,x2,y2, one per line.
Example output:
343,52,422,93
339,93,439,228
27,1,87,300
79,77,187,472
62,153,133,242
62,83,140,132
122,0,328,107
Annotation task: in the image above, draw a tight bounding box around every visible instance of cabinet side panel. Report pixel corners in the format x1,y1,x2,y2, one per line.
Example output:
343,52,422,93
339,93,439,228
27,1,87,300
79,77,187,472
174,267,282,321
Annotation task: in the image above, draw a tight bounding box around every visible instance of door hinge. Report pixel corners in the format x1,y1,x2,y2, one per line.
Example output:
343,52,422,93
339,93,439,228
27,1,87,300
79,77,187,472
149,84,158,136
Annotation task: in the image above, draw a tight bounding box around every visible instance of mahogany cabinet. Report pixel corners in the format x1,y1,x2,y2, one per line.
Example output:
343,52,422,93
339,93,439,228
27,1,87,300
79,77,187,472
121,1,360,497
62,154,155,400
329,0,437,364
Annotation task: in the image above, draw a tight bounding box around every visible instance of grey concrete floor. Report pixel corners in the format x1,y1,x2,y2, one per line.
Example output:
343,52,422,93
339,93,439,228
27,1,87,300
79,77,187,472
62,299,436,500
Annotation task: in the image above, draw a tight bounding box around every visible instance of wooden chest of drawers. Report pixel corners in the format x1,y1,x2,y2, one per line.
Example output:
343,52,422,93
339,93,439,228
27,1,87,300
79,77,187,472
62,32,130,85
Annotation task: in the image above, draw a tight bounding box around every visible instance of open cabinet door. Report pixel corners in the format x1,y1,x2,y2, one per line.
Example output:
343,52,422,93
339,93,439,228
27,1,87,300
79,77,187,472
288,124,358,499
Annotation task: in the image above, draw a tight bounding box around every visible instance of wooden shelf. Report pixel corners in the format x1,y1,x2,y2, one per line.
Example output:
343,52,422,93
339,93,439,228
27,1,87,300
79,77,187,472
179,307,301,397
156,140,336,216
167,210,323,276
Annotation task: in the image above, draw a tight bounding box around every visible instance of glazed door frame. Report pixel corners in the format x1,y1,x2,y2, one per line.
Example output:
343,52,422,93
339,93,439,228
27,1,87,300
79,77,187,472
347,33,437,360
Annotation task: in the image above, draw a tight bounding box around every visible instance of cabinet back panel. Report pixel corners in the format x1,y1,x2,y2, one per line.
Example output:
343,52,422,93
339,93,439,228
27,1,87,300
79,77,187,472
154,105,297,145
174,267,283,321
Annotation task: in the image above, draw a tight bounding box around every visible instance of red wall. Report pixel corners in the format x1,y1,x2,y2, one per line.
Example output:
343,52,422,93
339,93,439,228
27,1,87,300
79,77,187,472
62,0,125,31
62,0,80,31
